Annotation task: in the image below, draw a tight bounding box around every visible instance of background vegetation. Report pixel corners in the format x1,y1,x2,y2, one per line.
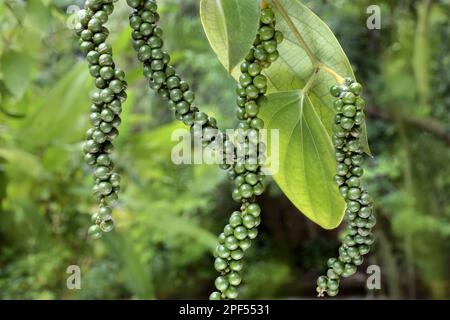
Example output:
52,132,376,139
0,0,448,299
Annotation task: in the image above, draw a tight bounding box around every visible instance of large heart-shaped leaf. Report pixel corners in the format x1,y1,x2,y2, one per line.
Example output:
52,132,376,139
262,0,370,153
201,0,371,228
200,0,260,73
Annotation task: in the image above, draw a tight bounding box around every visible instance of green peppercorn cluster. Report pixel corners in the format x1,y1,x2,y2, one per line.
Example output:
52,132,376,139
75,0,126,239
229,5,283,205
316,78,375,297
209,7,283,300
126,0,222,149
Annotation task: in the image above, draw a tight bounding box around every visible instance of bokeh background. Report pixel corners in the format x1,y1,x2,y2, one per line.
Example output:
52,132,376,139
0,0,449,299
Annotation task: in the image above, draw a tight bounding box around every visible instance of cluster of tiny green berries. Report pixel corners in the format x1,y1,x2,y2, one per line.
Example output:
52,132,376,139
76,0,125,239
126,0,228,157
209,203,261,300
209,7,283,300
316,78,375,297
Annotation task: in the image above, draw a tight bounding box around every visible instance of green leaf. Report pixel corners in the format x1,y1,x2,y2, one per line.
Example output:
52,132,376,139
262,1,371,228
261,91,345,229
0,147,45,179
200,0,260,73
20,63,91,148
204,0,372,228
1,51,32,99
25,0,52,33
262,0,370,154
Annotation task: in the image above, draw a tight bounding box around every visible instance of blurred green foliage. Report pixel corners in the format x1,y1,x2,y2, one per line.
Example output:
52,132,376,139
0,0,449,299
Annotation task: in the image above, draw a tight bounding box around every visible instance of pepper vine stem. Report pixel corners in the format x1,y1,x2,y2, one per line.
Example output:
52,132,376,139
319,64,345,85
270,0,345,84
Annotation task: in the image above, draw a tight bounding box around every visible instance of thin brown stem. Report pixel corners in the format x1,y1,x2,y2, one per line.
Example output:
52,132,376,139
260,0,270,9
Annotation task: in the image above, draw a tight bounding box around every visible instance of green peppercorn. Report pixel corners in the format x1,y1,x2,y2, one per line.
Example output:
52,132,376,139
247,228,258,239
88,225,102,239
333,123,347,138
183,91,195,103
342,91,356,104
245,173,259,186
225,286,238,299
267,51,279,62
239,238,252,251
169,89,183,102
354,111,364,125
246,85,259,99
351,166,364,177
317,275,328,288
231,248,244,260
253,47,267,61
247,203,261,217
327,268,339,280
330,85,343,97
215,276,229,292
347,187,361,200
263,39,277,54
355,97,366,110
228,272,242,286
97,181,113,196
209,292,221,300
239,184,254,198
347,246,359,258
225,235,239,250
242,214,256,229
349,82,363,95
342,104,356,117
358,206,372,218
260,8,274,24
214,257,227,271
245,101,259,117
253,182,265,196
347,200,361,213
93,32,107,45
270,29,281,43
259,26,275,41
229,260,243,272
340,117,355,130
250,118,264,129
228,212,242,228
239,73,253,87
232,189,242,201
234,226,248,240
253,75,267,89
100,219,114,232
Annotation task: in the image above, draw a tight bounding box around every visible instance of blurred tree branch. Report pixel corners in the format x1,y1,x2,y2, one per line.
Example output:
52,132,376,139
366,107,450,145
0,107,25,119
